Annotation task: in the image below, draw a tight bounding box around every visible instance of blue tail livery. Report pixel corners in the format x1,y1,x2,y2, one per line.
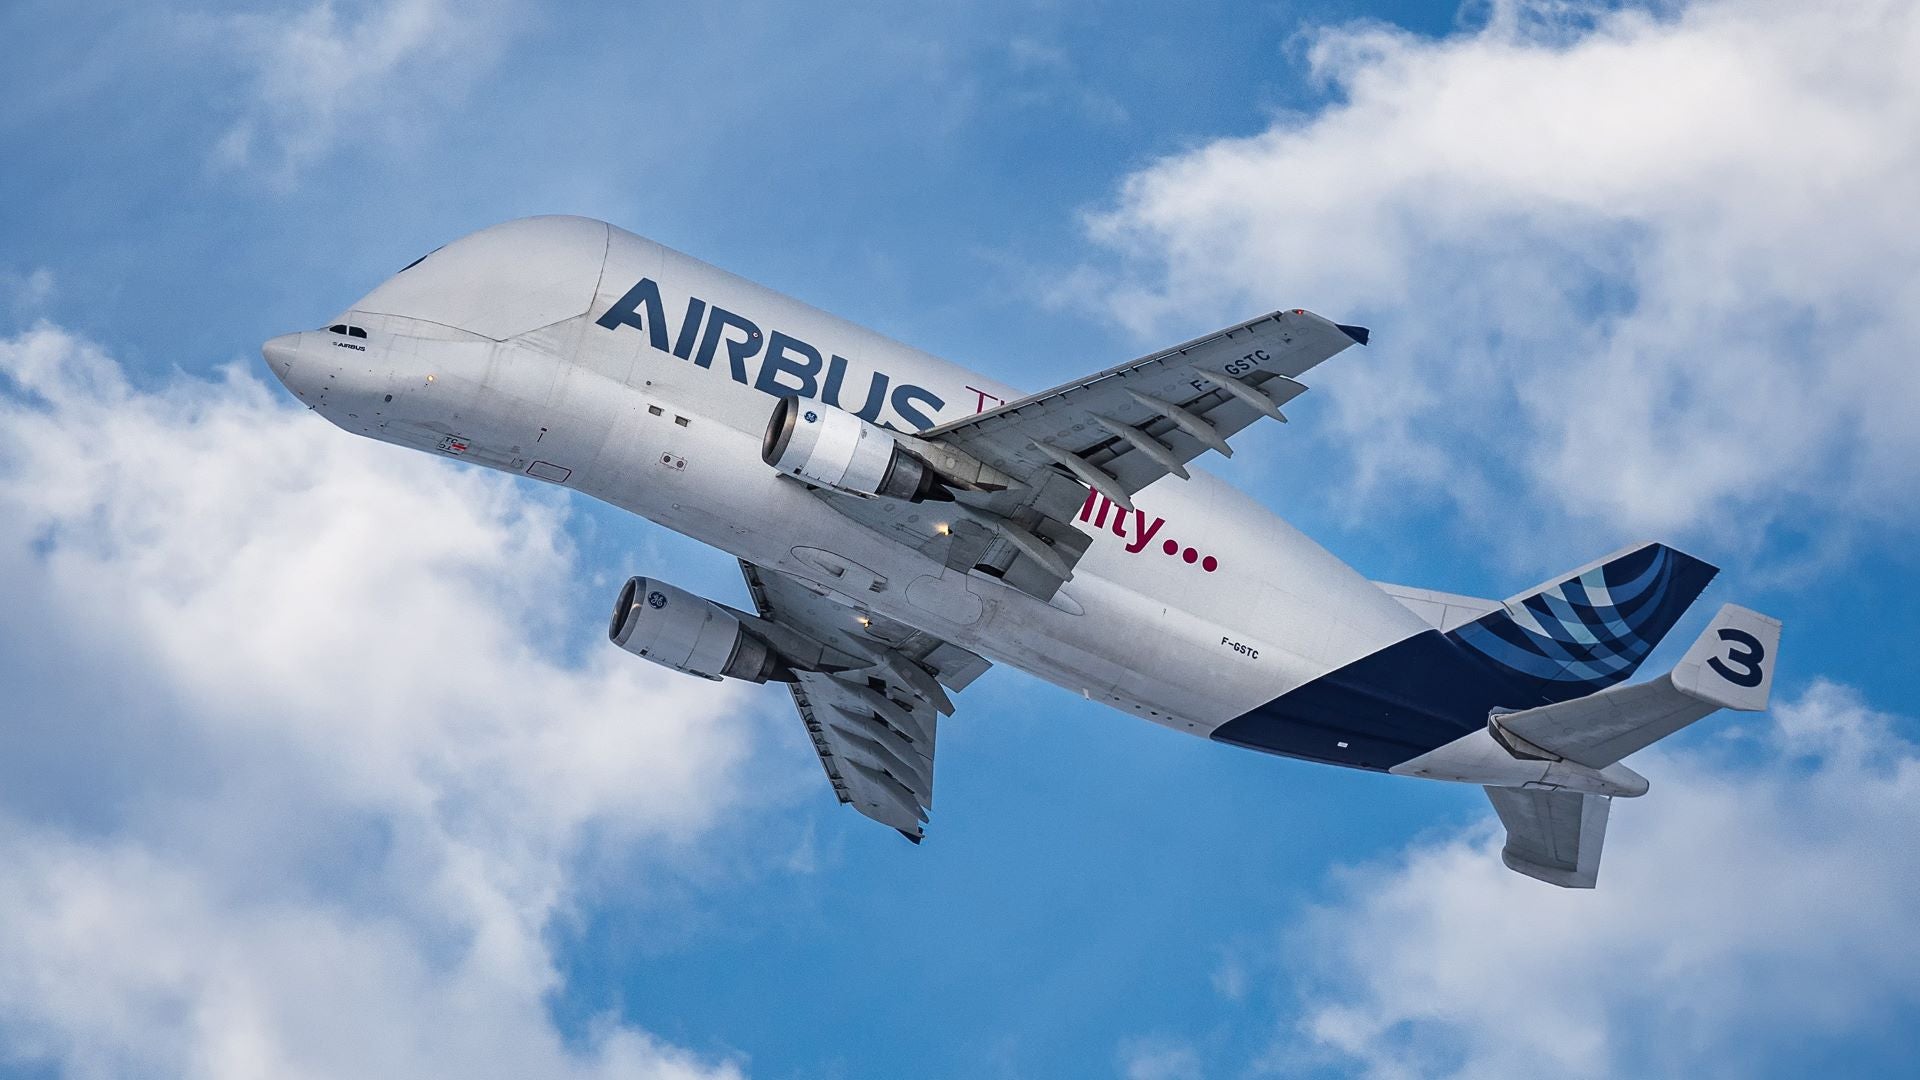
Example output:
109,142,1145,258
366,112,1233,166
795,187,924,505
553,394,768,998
1212,543,1719,772
1448,542,1720,706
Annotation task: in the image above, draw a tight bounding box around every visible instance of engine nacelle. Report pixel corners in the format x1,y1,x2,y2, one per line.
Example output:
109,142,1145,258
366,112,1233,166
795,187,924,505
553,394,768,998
761,396,948,502
608,577,783,683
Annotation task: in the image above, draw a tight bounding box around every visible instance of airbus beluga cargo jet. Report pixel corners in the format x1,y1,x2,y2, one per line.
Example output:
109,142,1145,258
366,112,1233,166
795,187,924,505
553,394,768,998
262,216,1779,888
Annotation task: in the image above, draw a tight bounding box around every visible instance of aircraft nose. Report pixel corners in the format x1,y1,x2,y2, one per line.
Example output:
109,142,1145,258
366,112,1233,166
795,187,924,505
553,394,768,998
261,333,300,374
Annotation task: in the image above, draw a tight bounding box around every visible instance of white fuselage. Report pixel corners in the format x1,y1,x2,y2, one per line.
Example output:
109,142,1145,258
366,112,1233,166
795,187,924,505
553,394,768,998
264,217,1430,738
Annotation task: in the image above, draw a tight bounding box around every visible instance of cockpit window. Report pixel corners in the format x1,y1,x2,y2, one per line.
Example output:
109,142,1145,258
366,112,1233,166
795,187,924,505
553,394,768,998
326,324,369,339
397,245,443,274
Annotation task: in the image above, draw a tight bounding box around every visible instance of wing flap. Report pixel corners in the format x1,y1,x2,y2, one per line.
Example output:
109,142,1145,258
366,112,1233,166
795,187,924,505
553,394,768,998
772,310,1360,603
902,309,1361,597
790,670,941,836
927,309,1359,500
742,560,987,840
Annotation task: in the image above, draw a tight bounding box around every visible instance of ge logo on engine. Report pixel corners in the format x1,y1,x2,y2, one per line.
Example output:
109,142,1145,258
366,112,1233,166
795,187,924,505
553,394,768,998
647,591,668,609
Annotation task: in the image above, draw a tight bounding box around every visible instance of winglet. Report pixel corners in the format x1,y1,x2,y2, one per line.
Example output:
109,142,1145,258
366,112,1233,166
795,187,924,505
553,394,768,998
1336,323,1370,345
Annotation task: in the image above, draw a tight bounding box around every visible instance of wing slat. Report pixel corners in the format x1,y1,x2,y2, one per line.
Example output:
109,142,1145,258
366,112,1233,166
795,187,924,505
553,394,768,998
913,309,1361,594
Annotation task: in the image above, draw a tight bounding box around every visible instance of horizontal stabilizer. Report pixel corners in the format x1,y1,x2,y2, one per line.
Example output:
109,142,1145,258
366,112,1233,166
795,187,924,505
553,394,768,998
1496,603,1781,770
1486,787,1610,889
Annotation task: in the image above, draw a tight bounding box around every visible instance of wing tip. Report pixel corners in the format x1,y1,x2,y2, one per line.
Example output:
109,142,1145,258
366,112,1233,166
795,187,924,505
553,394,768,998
1336,323,1370,346
1501,847,1599,889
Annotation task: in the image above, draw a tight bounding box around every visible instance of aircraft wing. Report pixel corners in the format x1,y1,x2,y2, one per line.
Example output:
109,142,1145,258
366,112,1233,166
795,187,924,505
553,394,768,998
807,309,1366,600
739,560,991,841
924,308,1365,501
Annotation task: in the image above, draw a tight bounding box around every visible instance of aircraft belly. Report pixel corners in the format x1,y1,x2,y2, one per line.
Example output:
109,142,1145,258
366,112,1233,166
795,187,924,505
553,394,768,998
563,409,1242,731
341,347,1429,755
1035,470,1431,729
549,399,1424,744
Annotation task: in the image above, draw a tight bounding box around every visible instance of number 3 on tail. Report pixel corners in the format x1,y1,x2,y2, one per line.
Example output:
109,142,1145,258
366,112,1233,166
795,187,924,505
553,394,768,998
1708,628,1766,688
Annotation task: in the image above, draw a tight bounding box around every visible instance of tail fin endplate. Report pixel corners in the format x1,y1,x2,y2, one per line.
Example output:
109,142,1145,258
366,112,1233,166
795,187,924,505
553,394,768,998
1672,603,1780,713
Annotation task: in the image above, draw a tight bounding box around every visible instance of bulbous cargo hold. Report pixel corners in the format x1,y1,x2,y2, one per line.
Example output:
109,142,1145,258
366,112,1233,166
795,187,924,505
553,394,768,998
608,577,785,683
761,396,950,503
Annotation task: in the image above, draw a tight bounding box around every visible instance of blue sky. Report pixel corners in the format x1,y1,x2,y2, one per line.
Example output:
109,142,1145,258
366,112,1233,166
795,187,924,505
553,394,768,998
3,1,1919,1078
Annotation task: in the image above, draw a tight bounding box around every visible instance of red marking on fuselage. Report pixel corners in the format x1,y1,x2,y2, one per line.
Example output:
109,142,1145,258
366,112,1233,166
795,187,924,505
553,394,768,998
1078,492,1215,567
966,385,1007,414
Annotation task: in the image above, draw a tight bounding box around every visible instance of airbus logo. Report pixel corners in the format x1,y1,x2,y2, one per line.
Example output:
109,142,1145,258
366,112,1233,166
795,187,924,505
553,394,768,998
595,278,946,430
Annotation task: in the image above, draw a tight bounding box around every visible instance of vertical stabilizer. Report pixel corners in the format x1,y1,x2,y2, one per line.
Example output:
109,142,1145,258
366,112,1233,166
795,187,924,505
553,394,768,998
1448,542,1719,706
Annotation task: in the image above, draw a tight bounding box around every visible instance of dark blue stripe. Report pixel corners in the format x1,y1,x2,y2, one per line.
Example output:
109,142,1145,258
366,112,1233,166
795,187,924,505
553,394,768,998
1212,543,1717,771
1211,630,1525,770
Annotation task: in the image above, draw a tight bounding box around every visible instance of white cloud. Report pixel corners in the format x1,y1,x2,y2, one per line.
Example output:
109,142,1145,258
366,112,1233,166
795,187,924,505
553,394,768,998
1,267,55,317
1081,0,1920,553
0,323,764,1078
1002,34,1129,126
1119,1037,1204,1080
1274,679,1920,1078
210,0,521,179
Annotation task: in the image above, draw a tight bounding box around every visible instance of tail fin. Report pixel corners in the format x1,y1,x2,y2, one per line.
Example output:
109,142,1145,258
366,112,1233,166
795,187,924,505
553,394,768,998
1448,542,1719,705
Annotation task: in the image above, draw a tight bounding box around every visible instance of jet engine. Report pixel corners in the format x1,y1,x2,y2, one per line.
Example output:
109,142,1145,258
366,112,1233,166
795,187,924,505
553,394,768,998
608,577,785,683
761,396,949,502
